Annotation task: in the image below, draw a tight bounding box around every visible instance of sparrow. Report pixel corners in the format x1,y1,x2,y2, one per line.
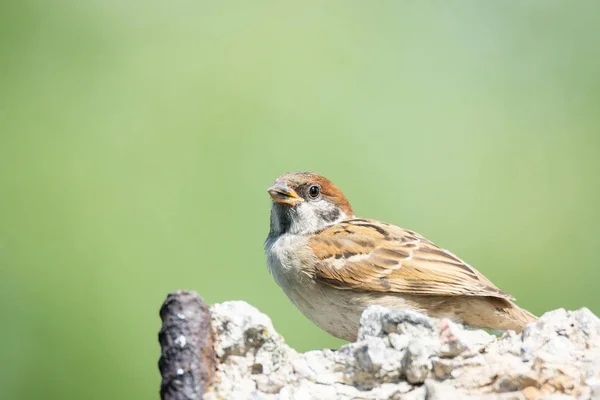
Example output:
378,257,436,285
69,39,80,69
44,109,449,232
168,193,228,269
264,171,537,341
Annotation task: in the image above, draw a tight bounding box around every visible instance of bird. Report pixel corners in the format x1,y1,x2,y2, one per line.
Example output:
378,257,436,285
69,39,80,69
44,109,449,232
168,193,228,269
264,171,537,341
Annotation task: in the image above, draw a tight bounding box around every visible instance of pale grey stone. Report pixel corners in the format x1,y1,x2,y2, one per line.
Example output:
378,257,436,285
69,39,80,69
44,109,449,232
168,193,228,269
388,332,410,351
210,301,277,359
438,319,469,357
424,379,470,400
204,302,600,400
340,337,404,389
357,306,435,340
399,385,426,400
403,339,436,384
304,349,340,385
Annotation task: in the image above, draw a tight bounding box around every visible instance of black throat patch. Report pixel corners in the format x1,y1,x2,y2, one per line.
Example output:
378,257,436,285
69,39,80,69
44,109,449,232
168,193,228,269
270,203,293,235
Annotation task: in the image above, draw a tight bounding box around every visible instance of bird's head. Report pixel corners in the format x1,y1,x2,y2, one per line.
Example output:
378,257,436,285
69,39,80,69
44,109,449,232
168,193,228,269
267,172,354,236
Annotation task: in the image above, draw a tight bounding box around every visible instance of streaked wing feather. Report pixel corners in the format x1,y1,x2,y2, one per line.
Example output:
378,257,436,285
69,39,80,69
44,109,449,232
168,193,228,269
309,219,514,301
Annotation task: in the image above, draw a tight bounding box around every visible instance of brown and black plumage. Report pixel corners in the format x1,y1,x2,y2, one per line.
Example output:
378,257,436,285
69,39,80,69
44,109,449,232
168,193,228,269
265,172,536,341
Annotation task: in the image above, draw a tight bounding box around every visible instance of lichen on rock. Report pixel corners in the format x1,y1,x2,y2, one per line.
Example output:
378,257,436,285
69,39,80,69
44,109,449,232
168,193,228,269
203,302,600,400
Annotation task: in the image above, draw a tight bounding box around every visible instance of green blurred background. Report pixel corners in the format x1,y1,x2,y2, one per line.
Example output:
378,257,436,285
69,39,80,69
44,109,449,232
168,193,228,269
1,1,599,399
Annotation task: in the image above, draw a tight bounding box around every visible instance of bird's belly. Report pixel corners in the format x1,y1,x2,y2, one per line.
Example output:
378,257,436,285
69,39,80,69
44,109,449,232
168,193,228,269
283,282,362,341
282,281,423,341
266,235,435,341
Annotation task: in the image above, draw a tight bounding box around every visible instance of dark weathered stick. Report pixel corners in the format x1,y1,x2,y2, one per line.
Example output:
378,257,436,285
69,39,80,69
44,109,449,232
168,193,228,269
158,290,216,400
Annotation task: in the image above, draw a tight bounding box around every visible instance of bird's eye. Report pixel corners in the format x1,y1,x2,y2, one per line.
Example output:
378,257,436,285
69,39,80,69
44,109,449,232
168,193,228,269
308,185,320,199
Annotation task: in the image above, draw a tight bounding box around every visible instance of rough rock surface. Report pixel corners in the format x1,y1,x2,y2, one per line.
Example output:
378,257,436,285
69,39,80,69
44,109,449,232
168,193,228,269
203,302,600,400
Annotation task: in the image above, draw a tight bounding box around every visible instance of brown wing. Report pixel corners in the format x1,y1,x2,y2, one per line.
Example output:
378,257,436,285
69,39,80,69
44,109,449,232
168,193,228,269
308,219,513,300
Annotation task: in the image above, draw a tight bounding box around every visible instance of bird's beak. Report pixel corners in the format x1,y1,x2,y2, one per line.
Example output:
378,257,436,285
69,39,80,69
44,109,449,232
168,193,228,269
267,182,304,206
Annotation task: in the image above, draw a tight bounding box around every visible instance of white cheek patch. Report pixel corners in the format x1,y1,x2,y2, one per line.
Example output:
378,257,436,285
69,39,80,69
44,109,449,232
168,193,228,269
288,202,345,235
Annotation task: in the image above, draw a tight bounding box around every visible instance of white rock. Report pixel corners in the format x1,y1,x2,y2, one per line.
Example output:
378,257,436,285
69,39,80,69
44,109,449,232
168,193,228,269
210,301,277,359
204,302,600,400
403,339,437,384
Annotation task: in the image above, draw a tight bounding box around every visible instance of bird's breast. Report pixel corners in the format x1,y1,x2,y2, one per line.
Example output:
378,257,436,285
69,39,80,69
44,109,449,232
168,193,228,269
265,233,310,287
265,233,365,340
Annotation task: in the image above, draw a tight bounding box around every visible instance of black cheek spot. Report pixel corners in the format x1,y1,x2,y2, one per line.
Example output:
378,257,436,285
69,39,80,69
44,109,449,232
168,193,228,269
343,251,358,258
318,208,341,223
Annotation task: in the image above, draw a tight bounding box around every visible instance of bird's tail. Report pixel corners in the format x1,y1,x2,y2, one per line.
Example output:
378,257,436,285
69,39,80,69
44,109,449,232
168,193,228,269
502,303,538,333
